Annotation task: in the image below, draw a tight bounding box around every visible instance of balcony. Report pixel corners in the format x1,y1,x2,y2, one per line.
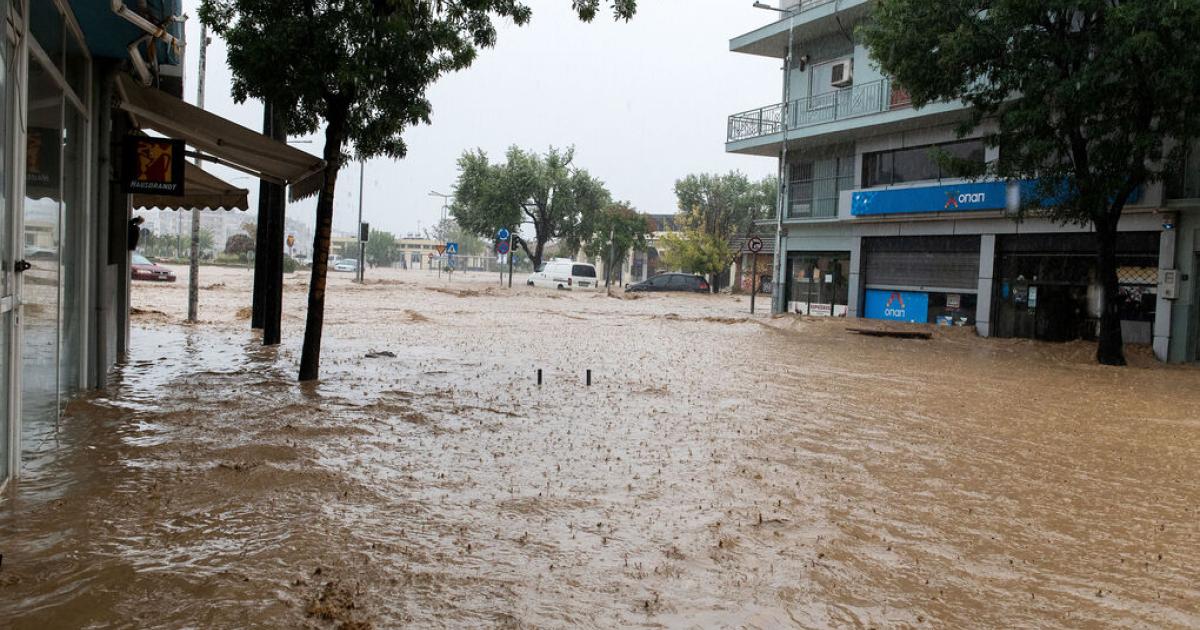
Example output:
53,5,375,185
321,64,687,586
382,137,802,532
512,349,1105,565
727,79,911,144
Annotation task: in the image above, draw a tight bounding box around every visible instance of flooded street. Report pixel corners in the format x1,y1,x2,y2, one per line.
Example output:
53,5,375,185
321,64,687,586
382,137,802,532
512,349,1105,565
2,265,1198,628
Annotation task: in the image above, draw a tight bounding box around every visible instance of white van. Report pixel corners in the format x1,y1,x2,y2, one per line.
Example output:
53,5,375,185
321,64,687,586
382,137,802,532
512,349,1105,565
527,259,599,290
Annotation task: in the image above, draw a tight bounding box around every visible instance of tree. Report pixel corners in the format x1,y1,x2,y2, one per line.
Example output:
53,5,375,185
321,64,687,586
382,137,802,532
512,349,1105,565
582,202,654,287
365,229,399,268
225,233,255,260
860,1,1200,365
670,172,776,291
659,230,733,283
674,172,777,241
451,146,611,270
200,1,635,381
424,217,489,257
199,228,215,255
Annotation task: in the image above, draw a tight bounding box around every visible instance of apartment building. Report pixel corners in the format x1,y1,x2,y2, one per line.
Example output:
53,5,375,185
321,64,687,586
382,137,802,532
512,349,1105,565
727,0,1197,362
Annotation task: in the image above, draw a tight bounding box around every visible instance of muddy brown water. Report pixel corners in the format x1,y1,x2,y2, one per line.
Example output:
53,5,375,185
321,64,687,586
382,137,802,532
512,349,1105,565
2,266,1198,628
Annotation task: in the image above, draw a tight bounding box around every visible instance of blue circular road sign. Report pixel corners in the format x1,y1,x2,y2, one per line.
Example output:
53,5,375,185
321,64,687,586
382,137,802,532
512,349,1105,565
496,241,510,255
497,227,511,241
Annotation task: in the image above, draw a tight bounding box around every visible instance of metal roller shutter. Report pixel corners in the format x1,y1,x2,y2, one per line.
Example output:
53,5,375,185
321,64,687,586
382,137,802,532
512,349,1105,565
862,235,981,291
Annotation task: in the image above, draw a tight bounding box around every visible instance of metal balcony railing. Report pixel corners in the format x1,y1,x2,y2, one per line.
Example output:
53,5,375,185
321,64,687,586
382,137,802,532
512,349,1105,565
727,79,913,143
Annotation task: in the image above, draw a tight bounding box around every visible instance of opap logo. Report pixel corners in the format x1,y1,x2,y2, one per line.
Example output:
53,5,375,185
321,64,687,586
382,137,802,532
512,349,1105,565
884,292,907,318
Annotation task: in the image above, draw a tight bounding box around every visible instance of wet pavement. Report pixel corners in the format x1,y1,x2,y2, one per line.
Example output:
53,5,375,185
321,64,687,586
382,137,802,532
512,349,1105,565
2,266,1199,628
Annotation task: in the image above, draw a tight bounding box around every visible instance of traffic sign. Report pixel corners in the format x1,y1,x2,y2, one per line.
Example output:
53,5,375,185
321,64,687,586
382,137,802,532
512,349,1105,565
497,227,510,241
286,234,295,248
435,245,446,255
445,242,459,254
496,241,510,255
747,236,764,253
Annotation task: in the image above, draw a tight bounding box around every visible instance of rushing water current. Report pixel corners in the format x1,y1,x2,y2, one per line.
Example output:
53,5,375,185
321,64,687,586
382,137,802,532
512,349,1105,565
2,267,1198,628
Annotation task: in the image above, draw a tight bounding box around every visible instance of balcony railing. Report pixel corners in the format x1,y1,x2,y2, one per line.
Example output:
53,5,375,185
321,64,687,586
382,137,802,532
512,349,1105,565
727,79,913,143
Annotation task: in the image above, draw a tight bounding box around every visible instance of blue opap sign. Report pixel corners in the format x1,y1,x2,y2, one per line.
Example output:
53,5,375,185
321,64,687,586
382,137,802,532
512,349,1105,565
851,182,1007,216
864,289,929,323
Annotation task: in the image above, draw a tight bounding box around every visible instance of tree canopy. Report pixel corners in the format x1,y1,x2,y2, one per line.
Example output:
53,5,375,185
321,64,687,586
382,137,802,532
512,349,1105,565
674,172,776,242
582,202,654,286
659,230,732,282
451,146,611,270
364,229,398,268
199,0,636,380
860,0,1200,365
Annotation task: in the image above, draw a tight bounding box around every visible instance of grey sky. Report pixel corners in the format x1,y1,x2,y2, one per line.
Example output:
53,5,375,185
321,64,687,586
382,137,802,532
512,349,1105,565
181,0,781,238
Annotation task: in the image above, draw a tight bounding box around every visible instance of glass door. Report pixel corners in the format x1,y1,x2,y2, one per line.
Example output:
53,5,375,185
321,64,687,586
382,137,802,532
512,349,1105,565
0,2,15,486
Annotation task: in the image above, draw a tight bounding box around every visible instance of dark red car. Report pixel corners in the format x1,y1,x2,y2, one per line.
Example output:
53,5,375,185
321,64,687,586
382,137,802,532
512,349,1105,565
131,253,176,282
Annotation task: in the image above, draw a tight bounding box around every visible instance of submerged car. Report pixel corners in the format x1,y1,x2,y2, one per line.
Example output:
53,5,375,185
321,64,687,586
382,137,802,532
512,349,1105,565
333,259,359,273
625,273,709,293
131,253,176,282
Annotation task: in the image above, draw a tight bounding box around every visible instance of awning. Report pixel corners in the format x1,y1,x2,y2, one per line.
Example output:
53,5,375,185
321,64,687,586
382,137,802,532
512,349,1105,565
132,161,250,211
116,74,325,201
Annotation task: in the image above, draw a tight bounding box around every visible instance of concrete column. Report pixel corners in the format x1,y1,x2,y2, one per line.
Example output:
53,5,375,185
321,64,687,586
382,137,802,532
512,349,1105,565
976,234,996,337
847,236,863,318
1154,228,1178,361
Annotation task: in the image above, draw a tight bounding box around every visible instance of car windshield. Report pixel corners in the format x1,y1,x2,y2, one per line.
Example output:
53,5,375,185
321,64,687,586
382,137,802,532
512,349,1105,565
572,265,596,278
132,253,151,265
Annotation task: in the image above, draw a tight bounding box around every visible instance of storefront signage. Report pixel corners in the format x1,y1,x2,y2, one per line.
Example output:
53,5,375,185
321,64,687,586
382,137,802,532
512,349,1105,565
864,289,929,323
122,136,185,196
26,127,61,191
851,182,1007,216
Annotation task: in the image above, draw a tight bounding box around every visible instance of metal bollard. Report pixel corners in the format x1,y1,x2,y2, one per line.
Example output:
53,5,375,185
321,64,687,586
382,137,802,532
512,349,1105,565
537,368,542,386
586,369,592,386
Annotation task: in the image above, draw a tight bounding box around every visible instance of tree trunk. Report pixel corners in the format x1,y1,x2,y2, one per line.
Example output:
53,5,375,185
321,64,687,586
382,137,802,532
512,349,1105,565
298,109,348,381
1094,224,1127,366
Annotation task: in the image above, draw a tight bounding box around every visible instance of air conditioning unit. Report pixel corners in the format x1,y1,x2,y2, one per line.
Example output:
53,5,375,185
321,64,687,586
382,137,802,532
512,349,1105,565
830,59,854,88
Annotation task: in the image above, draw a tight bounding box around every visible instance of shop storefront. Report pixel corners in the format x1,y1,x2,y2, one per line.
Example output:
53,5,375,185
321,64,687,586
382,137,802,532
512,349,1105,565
992,232,1160,343
860,235,981,326
786,252,849,316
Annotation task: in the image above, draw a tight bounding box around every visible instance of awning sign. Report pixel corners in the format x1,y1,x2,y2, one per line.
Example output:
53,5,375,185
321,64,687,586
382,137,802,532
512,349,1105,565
123,135,185,196
852,182,1007,217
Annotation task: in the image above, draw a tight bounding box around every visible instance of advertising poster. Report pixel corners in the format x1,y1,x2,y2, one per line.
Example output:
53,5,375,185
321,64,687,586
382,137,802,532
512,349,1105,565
123,135,185,196
863,289,929,323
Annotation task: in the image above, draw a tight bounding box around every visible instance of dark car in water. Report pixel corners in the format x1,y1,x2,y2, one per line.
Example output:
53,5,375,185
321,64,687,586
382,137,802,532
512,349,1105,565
625,273,709,293
131,253,176,282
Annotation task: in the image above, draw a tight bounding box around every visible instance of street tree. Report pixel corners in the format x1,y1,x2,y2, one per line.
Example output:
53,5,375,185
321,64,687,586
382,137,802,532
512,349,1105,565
582,202,654,287
424,217,488,257
200,0,635,381
659,230,733,286
860,0,1200,366
365,229,399,268
668,172,776,291
451,146,611,270
225,233,255,261
674,172,776,241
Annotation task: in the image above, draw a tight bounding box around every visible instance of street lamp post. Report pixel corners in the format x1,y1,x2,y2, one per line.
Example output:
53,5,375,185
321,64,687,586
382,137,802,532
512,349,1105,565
429,190,452,278
357,161,365,283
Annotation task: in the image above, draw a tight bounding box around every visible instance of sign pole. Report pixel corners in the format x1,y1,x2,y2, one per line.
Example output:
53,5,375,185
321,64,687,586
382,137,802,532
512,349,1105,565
751,251,758,314
507,232,514,288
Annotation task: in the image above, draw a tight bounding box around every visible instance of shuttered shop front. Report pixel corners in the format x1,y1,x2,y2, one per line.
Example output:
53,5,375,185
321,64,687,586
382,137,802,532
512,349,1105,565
862,236,981,291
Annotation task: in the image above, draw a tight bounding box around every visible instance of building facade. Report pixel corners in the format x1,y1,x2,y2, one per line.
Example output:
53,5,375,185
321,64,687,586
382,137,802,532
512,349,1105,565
727,0,1198,362
1,0,322,489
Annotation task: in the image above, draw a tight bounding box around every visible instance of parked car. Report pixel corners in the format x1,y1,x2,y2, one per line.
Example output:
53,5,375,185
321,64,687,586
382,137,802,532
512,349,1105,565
625,273,709,293
131,253,176,282
526,259,598,290
333,259,359,273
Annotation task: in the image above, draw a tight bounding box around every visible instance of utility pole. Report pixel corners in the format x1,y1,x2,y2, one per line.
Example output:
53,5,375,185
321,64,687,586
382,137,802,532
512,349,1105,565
188,23,210,323
356,160,364,283
605,227,615,296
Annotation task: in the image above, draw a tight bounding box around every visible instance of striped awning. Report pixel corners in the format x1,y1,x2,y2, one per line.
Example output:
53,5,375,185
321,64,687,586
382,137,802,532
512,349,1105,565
132,161,249,211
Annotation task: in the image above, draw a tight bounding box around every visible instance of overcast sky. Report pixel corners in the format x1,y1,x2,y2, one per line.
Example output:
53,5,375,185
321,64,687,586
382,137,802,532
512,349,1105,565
181,0,782,237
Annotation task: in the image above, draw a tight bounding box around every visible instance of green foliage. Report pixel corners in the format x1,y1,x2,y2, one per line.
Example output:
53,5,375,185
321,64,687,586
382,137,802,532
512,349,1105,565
582,202,654,285
425,218,489,257
674,172,776,241
365,229,399,267
451,146,611,269
282,255,298,274
224,232,255,260
199,0,636,380
659,230,732,279
860,0,1200,365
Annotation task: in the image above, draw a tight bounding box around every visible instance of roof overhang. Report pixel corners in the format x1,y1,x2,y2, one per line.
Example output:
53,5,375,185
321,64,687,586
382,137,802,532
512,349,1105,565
730,0,872,58
116,74,325,202
132,161,250,211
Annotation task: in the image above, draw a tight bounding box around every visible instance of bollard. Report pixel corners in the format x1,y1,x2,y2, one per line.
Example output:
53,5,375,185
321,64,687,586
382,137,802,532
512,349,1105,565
586,369,592,386
537,368,542,386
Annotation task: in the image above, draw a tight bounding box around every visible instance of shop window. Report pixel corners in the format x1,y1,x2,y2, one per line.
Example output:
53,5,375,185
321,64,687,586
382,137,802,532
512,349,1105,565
862,139,986,188
788,254,850,315
788,156,853,219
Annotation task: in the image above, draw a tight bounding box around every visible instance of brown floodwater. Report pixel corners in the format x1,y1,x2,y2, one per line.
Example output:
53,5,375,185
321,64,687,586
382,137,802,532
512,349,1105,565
2,266,1198,628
